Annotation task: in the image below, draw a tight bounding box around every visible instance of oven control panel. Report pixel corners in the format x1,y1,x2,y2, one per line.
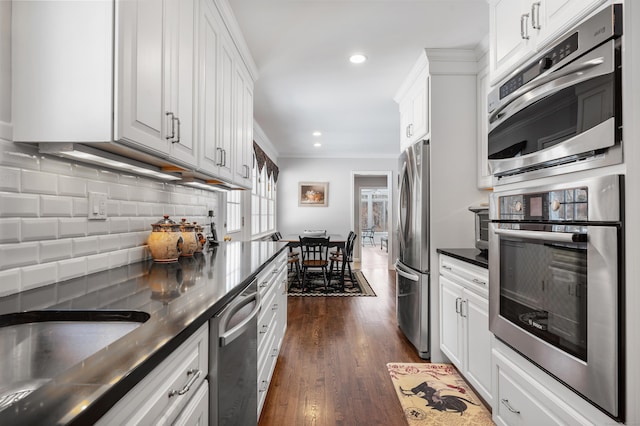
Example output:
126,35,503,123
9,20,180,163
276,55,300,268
499,187,588,222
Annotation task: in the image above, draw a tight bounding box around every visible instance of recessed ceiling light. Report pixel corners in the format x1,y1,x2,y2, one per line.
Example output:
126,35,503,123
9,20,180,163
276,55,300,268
313,143,322,148
349,54,367,64
312,131,322,137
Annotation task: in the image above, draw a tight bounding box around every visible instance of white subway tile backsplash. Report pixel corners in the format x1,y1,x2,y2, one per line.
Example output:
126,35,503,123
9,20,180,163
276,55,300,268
0,242,38,269
57,257,87,282
40,239,73,262
21,263,57,291
120,201,137,217
87,253,110,274
41,195,72,217
109,217,129,234
87,220,109,236
40,156,74,175
109,251,129,269
72,236,98,257
58,175,87,197
59,218,87,238
72,197,89,217
0,167,20,192
22,170,58,195
0,219,20,243
22,218,58,241
0,268,20,296
0,141,220,296
98,234,120,253
0,193,39,217
109,183,129,200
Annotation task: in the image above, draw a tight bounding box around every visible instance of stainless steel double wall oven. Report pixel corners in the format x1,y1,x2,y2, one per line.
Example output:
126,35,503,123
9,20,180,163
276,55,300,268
487,4,625,422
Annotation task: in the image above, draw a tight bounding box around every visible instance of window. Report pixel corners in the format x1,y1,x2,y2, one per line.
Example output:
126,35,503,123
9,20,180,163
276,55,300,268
251,156,276,237
226,190,242,233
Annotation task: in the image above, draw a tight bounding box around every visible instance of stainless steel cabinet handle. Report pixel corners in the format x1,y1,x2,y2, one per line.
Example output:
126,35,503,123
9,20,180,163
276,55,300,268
460,300,467,318
455,297,461,314
501,398,521,414
272,303,278,311
520,14,530,40
442,265,452,271
494,228,587,243
531,2,541,30
216,147,223,166
223,149,227,166
172,116,181,144
259,380,269,392
165,112,176,140
168,369,201,398
472,278,486,286
260,324,269,334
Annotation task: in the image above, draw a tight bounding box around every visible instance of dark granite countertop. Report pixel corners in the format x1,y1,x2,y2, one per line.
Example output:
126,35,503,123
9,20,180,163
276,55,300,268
0,241,287,425
436,248,488,269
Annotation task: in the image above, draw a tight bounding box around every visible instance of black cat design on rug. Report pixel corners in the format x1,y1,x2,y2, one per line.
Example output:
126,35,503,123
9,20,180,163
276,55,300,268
400,381,479,415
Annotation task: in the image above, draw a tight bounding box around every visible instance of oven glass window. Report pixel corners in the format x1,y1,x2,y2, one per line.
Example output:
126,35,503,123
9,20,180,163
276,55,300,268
499,235,587,361
488,73,615,161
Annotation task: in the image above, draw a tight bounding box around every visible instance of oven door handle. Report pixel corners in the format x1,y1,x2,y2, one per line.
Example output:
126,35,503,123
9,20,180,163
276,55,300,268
494,228,587,243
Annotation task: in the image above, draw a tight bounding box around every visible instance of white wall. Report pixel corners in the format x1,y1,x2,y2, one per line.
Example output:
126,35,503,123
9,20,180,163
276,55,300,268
277,157,396,237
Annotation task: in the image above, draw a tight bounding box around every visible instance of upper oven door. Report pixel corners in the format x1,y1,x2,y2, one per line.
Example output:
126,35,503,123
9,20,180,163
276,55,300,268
488,38,621,181
488,222,622,418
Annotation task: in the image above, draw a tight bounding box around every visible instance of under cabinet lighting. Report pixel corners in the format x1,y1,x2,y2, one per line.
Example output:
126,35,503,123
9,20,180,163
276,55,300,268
181,178,229,192
38,143,182,181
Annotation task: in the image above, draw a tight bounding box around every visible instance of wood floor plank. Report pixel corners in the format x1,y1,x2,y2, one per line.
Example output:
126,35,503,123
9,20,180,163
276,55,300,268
259,253,425,426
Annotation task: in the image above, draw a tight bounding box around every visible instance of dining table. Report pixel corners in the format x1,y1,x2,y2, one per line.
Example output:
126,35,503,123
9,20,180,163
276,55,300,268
280,234,348,290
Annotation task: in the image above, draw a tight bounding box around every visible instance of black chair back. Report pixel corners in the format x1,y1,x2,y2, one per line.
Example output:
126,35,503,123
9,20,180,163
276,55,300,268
345,232,357,261
299,236,330,265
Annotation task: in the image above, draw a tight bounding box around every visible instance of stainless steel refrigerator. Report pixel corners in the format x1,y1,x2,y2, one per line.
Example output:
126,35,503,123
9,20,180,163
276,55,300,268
396,139,430,359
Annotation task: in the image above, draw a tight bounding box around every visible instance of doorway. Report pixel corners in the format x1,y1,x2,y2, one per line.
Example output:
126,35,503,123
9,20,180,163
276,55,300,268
352,171,393,270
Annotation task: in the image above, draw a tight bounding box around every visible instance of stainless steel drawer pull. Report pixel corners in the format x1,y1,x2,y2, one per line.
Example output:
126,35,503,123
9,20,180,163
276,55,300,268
501,398,520,414
168,369,201,398
455,297,461,314
272,303,278,311
260,324,269,334
259,380,269,392
472,278,486,286
442,265,452,271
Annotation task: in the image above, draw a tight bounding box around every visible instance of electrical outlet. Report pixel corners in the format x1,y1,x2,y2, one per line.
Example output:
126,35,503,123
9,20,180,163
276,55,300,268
88,191,108,220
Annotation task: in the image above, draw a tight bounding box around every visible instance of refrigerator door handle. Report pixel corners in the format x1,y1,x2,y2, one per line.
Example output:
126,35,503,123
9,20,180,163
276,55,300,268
395,261,420,281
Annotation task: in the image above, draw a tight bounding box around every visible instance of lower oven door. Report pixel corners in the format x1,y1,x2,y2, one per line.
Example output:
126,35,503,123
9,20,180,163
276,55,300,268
489,224,622,419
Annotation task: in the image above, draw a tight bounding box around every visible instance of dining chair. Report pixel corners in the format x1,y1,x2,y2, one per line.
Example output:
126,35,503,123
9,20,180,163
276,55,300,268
362,227,375,246
329,232,357,291
298,236,331,292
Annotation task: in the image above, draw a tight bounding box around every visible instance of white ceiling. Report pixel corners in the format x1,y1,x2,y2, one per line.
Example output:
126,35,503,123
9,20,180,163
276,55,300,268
228,0,489,158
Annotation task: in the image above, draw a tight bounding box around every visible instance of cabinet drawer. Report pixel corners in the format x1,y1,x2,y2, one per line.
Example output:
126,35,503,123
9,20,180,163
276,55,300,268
493,348,593,426
97,324,209,425
440,255,488,296
257,253,287,297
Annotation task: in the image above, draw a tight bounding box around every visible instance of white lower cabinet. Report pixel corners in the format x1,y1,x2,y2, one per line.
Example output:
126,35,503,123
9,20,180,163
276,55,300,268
439,254,492,406
256,251,288,417
492,343,608,426
96,323,209,426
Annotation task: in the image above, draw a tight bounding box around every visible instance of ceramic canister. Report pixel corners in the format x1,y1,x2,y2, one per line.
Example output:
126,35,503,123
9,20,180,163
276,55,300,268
148,215,183,262
179,218,198,257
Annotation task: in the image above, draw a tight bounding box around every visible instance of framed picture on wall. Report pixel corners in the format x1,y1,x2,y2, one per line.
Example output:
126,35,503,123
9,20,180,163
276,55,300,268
298,182,328,207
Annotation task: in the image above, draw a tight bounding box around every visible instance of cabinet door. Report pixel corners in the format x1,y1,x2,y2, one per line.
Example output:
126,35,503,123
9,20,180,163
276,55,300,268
476,63,492,189
233,64,253,187
173,380,209,426
463,289,492,405
217,35,235,181
439,275,463,367
489,0,534,83
117,0,170,152
409,77,429,143
538,0,607,49
166,0,196,166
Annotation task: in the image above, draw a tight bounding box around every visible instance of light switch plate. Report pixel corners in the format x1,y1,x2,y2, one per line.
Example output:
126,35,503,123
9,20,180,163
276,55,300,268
88,191,108,220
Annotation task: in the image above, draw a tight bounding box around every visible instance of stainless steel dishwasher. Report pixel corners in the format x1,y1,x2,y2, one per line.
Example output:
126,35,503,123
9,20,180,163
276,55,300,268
209,278,259,425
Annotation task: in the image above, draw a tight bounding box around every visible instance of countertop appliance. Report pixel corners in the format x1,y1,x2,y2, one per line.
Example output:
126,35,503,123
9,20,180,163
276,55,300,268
489,174,624,421
468,205,489,253
210,278,260,425
488,4,622,184
396,139,430,359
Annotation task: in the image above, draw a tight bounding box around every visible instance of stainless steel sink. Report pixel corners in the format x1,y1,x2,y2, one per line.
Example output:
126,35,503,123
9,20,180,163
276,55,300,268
0,310,150,412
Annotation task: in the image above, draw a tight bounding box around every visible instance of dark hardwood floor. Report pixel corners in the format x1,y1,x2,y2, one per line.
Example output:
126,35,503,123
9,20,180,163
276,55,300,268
258,247,424,426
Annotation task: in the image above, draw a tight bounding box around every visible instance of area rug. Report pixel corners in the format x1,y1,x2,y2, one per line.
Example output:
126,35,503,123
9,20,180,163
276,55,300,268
287,270,376,296
387,363,494,425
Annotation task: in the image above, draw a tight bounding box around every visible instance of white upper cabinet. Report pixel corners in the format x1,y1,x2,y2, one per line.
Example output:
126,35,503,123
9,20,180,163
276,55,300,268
0,1,11,141
11,0,256,188
118,0,196,165
395,52,430,150
489,0,607,84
